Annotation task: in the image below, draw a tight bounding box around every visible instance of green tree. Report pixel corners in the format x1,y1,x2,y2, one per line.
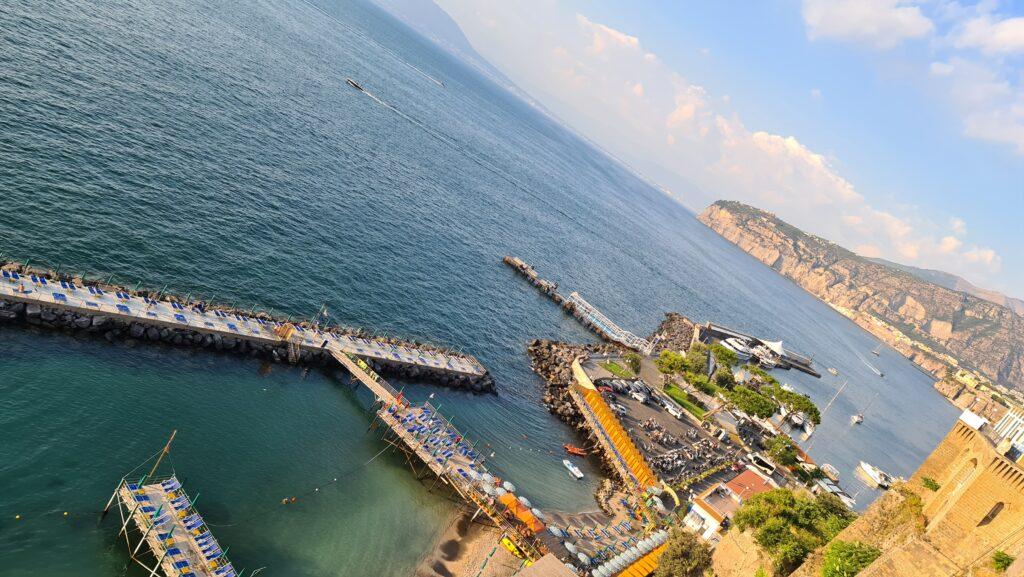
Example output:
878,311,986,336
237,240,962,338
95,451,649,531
993,551,1015,573
653,528,713,577
687,372,716,396
766,435,798,466
764,384,821,425
710,343,738,370
734,489,856,574
656,350,687,374
821,541,881,577
685,343,709,375
715,368,737,390
724,386,779,419
623,352,642,374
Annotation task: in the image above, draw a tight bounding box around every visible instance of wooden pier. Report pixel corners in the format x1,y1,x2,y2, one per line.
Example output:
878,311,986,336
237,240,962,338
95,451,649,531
332,348,550,563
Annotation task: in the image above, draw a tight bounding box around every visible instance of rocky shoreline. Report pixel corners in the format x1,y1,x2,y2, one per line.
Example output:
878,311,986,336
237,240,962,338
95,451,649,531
0,262,494,392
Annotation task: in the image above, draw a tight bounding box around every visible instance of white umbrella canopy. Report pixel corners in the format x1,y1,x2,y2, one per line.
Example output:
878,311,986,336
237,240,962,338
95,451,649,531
564,541,578,554
518,495,532,508
531,507,547,521
494,487,507,497
502,481,516,492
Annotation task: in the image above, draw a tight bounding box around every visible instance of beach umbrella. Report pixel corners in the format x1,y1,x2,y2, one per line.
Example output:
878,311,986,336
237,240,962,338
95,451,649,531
547,526,563,537
518,495,532,508
564,541,578,554
576,552,590,566
531,508,546,521
494,487,507,497
502,481,516,493
481,473,494,484
482,485,495,496
467,469,481,481
593,567,609,577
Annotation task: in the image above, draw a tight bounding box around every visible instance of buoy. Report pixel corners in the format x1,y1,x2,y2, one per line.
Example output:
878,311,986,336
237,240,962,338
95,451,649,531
15,515,21,520
63,512,69,517
290,497,296,503
281,499,288,505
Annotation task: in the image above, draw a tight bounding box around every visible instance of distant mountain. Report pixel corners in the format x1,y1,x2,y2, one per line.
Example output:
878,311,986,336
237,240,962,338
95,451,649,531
370,0,524,98
699,200,1024,390
869,258,1024,316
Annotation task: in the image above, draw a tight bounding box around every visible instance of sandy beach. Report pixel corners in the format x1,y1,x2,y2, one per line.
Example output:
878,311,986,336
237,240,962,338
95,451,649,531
413,508,524,577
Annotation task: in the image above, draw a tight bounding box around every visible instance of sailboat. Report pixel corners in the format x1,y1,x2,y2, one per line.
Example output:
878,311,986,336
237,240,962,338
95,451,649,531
804,380,848,446
871,344,882,356
851,392,879,425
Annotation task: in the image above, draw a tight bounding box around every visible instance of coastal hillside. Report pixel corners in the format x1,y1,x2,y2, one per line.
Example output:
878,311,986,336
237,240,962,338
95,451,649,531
868,257,1024,316
698,200,1023,390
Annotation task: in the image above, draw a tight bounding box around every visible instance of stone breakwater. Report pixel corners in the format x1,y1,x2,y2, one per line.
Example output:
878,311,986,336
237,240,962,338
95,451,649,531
503,256,620,345
0,262,494,392
527,338,623,481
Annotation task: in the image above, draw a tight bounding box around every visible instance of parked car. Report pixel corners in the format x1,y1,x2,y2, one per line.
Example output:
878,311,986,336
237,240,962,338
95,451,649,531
665,404,684,420
597,385,614,394
629,390,648,404
610,403,628,416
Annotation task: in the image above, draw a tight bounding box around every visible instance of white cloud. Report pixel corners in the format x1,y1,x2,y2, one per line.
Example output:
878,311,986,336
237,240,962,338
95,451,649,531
810,88,823,100
929,61,954,76
939,235,963,253
955,15,1024,55
949,216,967,236
433,0,1005,282
802,0,934,49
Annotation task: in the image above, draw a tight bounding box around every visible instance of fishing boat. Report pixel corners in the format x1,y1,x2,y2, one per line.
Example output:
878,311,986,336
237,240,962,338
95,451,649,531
563,459,584,480
563,444,588,457
827,367,839,376
859,461,893,489
346,77,365,91
821,463,840,481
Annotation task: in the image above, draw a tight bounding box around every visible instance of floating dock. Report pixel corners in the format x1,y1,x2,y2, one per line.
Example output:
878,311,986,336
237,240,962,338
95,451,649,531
0,264,493,390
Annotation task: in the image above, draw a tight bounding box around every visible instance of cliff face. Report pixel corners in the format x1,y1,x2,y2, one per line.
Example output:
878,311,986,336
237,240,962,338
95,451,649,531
698,201,1023,390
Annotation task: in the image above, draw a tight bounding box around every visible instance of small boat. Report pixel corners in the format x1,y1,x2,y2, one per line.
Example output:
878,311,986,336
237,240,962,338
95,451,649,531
346,78,365,91
789,412,806,427
827,367,839,376
871,344,882,356
781,383,795,392
852,393,878,425
563,459,584,480
821,463,840,481
564,444,588,457
803,420,815,438
859,461,893,489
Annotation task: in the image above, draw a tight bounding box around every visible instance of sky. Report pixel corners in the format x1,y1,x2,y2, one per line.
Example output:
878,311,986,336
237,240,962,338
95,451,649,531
426,0,1024,296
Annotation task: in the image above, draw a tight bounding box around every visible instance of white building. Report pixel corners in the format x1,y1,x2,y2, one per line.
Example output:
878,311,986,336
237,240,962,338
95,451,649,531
683,467,775,543
993,407,1024,446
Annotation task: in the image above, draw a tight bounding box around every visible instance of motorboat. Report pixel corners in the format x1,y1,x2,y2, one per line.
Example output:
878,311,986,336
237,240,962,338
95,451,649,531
563,459,584,480
564,444,588,457
721,337,754,360
871,344,882,356
827,367,839,376
346,77,365,91
851,413,864,425
803,420,815,437
859,461,893,489
789,412,806,427
821,463,840,481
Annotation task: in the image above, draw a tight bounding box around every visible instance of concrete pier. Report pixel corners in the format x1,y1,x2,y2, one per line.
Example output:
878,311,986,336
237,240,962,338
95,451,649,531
0,263,494,391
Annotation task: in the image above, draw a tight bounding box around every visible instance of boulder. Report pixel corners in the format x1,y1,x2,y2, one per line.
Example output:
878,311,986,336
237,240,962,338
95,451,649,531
74,316,92,329
145,327,160,341
25,304,41,317
130,324,146,339
0,310,17,322
92,316,109,328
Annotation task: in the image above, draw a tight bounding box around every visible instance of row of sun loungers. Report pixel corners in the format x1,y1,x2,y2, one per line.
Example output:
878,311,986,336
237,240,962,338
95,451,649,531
126,477,235,577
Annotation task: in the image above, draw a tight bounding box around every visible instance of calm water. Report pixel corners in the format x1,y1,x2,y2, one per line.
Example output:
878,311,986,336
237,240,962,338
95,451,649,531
0,0,958,575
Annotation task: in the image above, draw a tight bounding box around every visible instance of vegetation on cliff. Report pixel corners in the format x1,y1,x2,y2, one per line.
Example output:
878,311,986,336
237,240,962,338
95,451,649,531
733,489,856,575
820,540,881,577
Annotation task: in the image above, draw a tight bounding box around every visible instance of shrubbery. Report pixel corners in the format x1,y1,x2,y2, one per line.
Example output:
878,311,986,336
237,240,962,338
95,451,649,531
821,540,881,577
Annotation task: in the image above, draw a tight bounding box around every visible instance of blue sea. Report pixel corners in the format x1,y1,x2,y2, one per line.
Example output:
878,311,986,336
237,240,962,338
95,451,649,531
0,0,959,575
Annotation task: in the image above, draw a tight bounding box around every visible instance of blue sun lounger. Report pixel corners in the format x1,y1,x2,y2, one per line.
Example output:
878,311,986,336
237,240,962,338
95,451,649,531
1,271,8,280
53,292,67,302
173,560,190,570
10,272,20,281
116,304,130,314
227,323,238,331
174,314,187,323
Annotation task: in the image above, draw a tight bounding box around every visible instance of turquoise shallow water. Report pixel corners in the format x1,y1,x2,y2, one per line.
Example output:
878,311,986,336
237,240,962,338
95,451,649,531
0,0,959,575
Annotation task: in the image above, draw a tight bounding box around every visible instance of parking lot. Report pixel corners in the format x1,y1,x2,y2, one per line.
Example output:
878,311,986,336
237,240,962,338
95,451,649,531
594,377,744,499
